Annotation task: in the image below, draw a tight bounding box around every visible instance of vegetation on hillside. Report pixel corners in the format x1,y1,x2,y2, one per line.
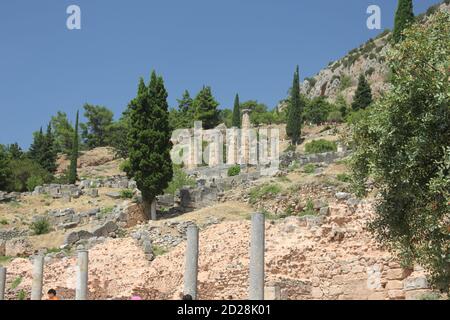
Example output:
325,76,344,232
351,11,450,293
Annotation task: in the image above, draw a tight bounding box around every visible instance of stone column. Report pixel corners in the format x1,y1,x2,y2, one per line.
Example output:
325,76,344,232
193,121,203,167
151,200,157,221
31,255,44,300
249,213,265,300
184,225,199,300
0,267,6,300
227,128,238,165
240,109,251,165
76,249,89,300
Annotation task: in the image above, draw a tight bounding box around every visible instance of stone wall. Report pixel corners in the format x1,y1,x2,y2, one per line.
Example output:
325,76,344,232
280,150,351,168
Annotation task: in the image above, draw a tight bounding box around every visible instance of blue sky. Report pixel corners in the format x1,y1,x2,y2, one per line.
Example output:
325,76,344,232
0,0,442,148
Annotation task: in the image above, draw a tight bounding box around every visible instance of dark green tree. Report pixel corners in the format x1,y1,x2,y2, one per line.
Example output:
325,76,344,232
28,128,45,164
0,145,12,191
351,74,373,111
303,96,332,125
80,104,114,148
170,90,195,129
50,111,75,154
28,125,57,174
106,114,130,159
232,94,241,128
178,90,193,114
193,86,220,129
127,72,173,220
286,66,303,145
351,12,450,292
68,111,79,184
41,124,57,173
393,0,414,43
7,143,23,160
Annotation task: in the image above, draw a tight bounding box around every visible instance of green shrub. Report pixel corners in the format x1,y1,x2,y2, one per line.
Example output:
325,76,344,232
11,276,22,290
7,158,52,192
120,189,134,199
227,165,241,177
305,77,317,87
327,111,343,123
304,140,337,154
30,217,51,235
284,144,296,153
339,75,352,91
336,173,352,183
119,159,131,174
419,293,441,300
96,206,114,220
17,290,26,300
365,67,375,77
276,175,291,183
331,62,341,72
0,256,13,266
164,165,196,195
0,219,8,225
301,198,317,216
26,175,44,192
303,164,316,174
249,183,282,204
288,160,300,172
153,245,168,256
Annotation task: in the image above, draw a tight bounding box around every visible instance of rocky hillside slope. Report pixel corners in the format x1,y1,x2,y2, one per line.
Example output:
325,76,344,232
298,1,450,104
4,199,434,300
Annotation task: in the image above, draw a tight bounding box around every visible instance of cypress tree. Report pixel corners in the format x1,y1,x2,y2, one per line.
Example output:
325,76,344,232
393,0,414,43
351,74,373,111
127,72,173,220
193,86,220,129
68,111,79,184
286,66,303,145
232,94,241,128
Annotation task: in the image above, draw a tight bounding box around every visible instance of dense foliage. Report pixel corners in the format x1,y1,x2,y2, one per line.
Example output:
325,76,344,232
351,12,450,292
126,72,173,219
351,74,373,111
393,0,414,43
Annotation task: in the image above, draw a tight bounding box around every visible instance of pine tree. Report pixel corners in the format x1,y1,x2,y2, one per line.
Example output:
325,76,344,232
0,145,11,191
127,72,173,220
42,124,57,173
7,143,23,160
28,128,45,164
193,86,220,129
393,0,414,43
68,111,79,184
351,74,373,111
173,90,194,128
232,94,241,128
178,90,193,114
286,66,303,145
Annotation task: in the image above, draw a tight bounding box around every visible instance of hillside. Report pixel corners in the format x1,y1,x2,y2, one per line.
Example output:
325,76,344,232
297,1,450,104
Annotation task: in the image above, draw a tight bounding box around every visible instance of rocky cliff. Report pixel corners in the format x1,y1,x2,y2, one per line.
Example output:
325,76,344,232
298,1,450,105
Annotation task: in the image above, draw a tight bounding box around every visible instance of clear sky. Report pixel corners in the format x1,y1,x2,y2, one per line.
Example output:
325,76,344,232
0,0,442,148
